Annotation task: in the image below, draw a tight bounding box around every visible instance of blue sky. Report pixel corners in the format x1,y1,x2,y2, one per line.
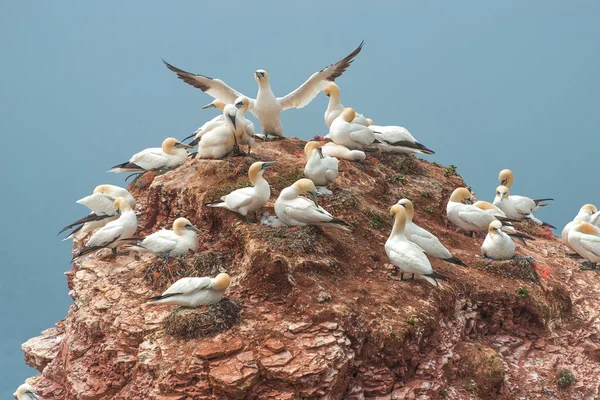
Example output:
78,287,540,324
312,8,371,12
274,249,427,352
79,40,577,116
1,1,599,395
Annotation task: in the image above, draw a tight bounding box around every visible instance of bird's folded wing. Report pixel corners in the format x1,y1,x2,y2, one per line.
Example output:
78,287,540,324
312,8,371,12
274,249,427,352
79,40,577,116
77,193,117,215
161,277,213,296
457,208,492,227
373,127,415,143
130,149,169,170
349,128,373,145
87,224,124,247
140,230,179,253
163,60,248,104
225,188,254,210
284,201,334,223
278,41,364,110
580,236,600,257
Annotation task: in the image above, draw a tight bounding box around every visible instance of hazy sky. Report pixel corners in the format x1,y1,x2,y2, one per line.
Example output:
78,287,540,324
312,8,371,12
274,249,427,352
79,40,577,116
2,1,599,395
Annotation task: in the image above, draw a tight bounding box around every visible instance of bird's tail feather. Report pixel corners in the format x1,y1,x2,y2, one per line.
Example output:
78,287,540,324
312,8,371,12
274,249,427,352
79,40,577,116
445,256,468,268
508,232,536,241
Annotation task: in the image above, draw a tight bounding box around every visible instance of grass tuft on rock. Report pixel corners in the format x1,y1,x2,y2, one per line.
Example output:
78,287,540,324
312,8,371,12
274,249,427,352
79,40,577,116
556,369,576,388
163,299,242,339
259,225,320,253
379,154,425,176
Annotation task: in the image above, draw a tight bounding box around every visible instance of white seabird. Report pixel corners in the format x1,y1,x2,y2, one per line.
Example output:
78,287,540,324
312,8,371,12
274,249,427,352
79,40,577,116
196,104,239,159
274,178,350,230
493,185,555,229
14,383,40,400
562,204,598,249
329,108,376,150
72,197,137,260
59,184,136,240
163,41,364,138
304,141,339,195
321,142,366,161
369,124,435,155
447,188,509,235
499,169,554,212
568,222,600,269
397,199,467,267
481,220,516,260
128,217,201,258
385,204,448,286
206,161,275,222
108,137,193,173
323,82,369,127
181,99,228,143
148,273,231,307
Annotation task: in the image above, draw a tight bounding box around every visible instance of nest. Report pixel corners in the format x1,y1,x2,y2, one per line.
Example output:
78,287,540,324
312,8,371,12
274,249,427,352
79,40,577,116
474,256,540,283
259,225,321,253
145,252,230,290
378,153,425,176
163,299,243,339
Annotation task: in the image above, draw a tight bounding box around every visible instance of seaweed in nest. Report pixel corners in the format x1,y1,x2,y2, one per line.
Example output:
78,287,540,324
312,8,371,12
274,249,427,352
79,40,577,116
163,299,242,339
259,225,320,253
378,153,425,176
475,256,540,283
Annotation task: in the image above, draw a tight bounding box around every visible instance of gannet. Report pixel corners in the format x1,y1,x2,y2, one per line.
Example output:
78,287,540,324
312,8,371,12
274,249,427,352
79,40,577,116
562,204,598,249
473,200,523,237
128,217,201,258
369,125,435,155
498,169,554,212
181,99,228,143
59,185,136,240
13,383,40,400
397,199,467,267
163,41,364,138
568,222,600,269
149,273,231,307
108,137,193,173
274,178,350,230
260,211,285,228
321,142,366,161
447,188,509,235
72,197,137,260
493,185,555,228
323,82,369,127
481,221,516,260
304,141,339,195
385,205,448,286
233,96,256,153
329,108,376,150
206,161,275,222
196,104,239,159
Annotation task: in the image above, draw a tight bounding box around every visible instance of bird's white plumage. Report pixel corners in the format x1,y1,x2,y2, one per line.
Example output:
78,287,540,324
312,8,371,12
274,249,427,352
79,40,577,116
152,276,228,307
197,105,238,159
329,115,375,150
481,227,515,260
447,202,501,232
83,207,137,250
13,383,40,400
304,146,339,187
369,125,433,154
568,224,600,264
321,142,366,161
132,229,198,257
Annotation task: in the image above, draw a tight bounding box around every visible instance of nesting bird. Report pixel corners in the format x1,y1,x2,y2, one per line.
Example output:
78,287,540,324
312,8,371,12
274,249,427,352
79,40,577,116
196,104,239,159
206,161,275,222
13,383,39,400
72,197,137,260
568,222,600,269
149,273,232,307
369,124,435,155
447,188,510,235
127,217,201,259
182,99,228,142
385,205,448,286
163,41,364,139
562,204,599,249
304,141,339,195
108,137,192,173
493,185,554,228
323,82,369,127
397,199,467,267
274,178,350,230
59,184,136,240
329,108,376,150
321,142,366,161
480,221,534,260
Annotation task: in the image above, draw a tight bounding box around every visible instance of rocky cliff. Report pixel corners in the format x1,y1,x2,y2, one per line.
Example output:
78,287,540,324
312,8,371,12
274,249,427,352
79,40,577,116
21,138,600,399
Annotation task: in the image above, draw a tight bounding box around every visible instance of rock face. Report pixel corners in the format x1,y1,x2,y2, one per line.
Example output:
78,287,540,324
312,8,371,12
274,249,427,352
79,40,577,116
22,139,600,399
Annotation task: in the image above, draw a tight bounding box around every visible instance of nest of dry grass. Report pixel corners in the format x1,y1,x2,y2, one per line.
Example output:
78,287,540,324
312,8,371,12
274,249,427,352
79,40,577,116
474,256,540,283
378,153,425,176
163,299,243,339
259,225,321,253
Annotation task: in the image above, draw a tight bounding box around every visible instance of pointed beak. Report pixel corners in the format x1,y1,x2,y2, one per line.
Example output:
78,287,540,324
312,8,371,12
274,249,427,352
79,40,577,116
309,191,319,207
261,161,276,170
235,102,243,109
229,114,237,130
501,179,508,186
116,208,121,215
202,103,217,109
187,225,202,234
317,147,324,159
464,198,472,205
175,142,194,149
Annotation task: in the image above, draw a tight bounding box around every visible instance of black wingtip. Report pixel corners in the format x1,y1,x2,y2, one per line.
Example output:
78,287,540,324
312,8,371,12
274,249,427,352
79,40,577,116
508,232,536,241
542,222,557,230
445,257,468,268
425,271,448,281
